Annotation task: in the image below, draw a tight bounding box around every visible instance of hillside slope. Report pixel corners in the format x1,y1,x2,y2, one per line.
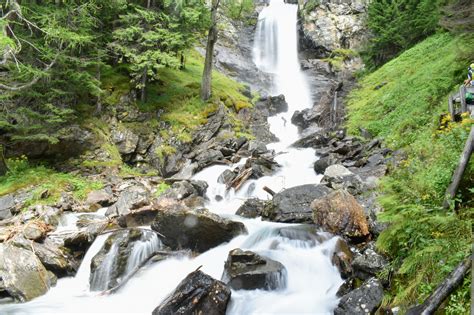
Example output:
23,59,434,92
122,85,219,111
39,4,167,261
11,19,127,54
347,32,473,312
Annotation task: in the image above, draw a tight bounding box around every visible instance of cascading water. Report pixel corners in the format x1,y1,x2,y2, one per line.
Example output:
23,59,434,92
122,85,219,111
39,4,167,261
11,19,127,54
0,1,343,313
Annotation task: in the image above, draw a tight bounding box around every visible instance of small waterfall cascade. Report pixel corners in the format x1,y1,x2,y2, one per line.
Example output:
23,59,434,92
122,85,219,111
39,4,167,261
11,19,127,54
0,1,344,314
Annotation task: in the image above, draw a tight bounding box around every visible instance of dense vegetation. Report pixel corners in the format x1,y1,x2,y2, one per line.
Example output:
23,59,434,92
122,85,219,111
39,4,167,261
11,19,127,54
364,0,474,68
348,32,473,313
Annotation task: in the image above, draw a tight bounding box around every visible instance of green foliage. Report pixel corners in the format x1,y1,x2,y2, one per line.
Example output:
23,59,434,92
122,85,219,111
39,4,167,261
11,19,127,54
155,182,171,197
225,0,256,21
0,157,102,205
304,0,321,13
347,32,473,309
364,0,444,68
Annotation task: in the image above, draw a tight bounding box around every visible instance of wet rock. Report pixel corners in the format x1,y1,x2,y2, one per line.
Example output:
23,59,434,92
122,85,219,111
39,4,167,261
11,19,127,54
292,131,329,148
255,95,288,116
63,221,107,254
334,277,384,315
160,180,208,201
263,184,332,223
0,244,50,302
236,198,266,218
36,205,63,227
153,270,231,315
218,169,238,186
106,184,151,218
291,107,322,130
276,225,329,245
313,154,340,174
151,205,247,253
12,236,77,277
0,195,14,220
332,239,354,279
336,278,356,297
311,190,370,241
90,229,162,291
247,140,268,155
222,249,287,290
56,192,78,212
237,107,278,144
352,245,388,281
85,187,114,211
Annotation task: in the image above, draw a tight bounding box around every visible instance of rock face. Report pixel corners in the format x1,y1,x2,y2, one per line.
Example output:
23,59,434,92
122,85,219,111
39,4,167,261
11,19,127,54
312,190,370,240
0,244,51,302
151,206,247,253
263,184,332,223
90,229,162,291
0,195,14,220
334,277,384,315
298,0,369,55
222,249,287,291
153,270,231,315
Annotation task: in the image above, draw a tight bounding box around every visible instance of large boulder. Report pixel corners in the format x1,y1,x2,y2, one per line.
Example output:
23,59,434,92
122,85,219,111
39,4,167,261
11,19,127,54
0,244,51,302
151,205,247,253
292,131,329,149
90,229,163,291
222,249,287,290
84,187,114,211
332,239,354,279
11,236,77,277
334,277,384,315
105,184,151,218
312,190,370,241
262,184,332,223
236,198,266,218
153,270,231,315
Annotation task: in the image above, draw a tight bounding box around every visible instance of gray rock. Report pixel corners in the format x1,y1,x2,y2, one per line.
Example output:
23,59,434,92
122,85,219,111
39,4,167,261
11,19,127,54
332,239,354,279
262,184,332,223
334,277,384,315
106,184,150,218
0,195,14,220
236,198,266,218
112,127,139,155
222,249,287,290
255,95,288,116
218,169,237,186
153,270,231,315
22,222,46,241
11,236,77,277
352,246,388,281
313,154,340,174
151,205,247,253
0,244,50,302
85,187,114,210
292,131,329,148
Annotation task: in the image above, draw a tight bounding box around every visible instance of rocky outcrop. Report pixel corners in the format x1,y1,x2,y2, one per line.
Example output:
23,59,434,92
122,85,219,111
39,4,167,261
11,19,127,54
105,183,151,218
334,277,384,315
311,189,370,241
222,249,287,290
298,0,369,56
262,184,332,223
255,95,289,116
352,244,388,281
151,205,247,253
0,244,51,302
153,270,231,315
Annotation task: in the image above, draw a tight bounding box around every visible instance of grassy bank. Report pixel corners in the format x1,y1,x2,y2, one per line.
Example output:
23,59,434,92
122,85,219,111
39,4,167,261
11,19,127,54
347,32,473,313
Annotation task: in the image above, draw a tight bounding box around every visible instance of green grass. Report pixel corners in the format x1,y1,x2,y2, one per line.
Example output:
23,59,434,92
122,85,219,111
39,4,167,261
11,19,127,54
0,157,103,207
347,32,473,312
139,50,252,131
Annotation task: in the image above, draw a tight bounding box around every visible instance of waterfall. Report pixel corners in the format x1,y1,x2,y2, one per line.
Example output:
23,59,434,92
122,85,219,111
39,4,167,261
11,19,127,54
0,1,343,314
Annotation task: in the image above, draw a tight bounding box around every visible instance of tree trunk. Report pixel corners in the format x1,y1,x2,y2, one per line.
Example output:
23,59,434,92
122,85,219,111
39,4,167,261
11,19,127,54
140,66,147,103
0,145,8,176
200,0,220,101
406,256,471,315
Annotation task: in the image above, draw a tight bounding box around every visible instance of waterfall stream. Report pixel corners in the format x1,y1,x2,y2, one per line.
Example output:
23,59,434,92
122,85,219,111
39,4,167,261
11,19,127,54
0,1,343,314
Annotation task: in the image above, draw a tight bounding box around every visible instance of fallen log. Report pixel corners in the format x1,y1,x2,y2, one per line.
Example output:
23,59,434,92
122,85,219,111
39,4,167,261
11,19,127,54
227,168,253,191
263,186,276,197
443,126,474,209
406,255,471,315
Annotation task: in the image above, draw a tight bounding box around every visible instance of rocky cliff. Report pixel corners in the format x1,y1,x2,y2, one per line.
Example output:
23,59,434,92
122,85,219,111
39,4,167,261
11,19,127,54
298,0,369,56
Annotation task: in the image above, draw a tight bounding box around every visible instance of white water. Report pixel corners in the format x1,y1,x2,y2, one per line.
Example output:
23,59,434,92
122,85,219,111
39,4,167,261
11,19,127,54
0,1,342,314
